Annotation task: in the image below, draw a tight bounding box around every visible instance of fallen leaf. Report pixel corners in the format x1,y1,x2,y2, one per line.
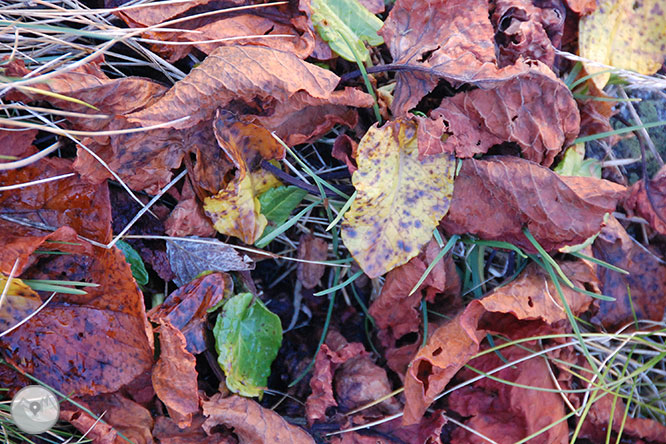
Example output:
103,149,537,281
0,275,42,333
490,0,566,69
153,414,237,444
310,0,384,62
126,45,373,140
165,178,217,238
591,216,666,329
429,63,580,166
149,272,229,354
213,292,282,397
0,128,37,158
167,237,254,287
565,0,596,15
440,156,625,253
579,0,666,89
332,133,359,175
152,319,199,429
449,345,568,444
623,164,666,235
403,260,597,424
117,240,150,286
258,185,308,241
202,394,316,444
335,354,400,413
341,118,456,278
297,234,329,289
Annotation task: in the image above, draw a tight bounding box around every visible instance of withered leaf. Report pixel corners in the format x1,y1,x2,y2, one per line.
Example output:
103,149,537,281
341,118,456,278
335,354,400,414
623,164,666,235
0,275,42,333
591,216,666,329
149,272,229,354
152,319,199,429
127,45,372,143
202,394,316,444
153,414,236,444
167,236,254,287
440,156,625,252
403,260,597,424
297,234,329,289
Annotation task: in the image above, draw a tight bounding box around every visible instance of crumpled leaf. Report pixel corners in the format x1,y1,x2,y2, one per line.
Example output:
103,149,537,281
341,118,456,278
490,0,566,69
167,237,254,287
297,233,329,289
149,272,230,354
448,345,569,444
335,354,400,414
310,0,384,62
429,63,579,166
403,260,597,424
213,292,282,397
115,0,315,62
591,216,666,329
440,156,625,252
623,164,666,235
152,319,199,429
127,45,373,142
579,0,666,89
165,178,216,238
202,394,315,443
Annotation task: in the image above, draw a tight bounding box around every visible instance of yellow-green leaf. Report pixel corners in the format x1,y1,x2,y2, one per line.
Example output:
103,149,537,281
579,0,666,89
341,118,456,278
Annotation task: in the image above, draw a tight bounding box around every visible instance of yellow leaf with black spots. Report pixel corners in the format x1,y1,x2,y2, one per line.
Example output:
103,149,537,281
0,275,42,332
342,118,456,278
204,170,281,244
579,0,666,89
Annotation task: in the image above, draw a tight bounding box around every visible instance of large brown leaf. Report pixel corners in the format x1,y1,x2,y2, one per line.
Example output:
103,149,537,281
403,260,597,424
127,45,373,143
623,164,666,235
440,156,625,252
591,216,666,329
202,394,316,443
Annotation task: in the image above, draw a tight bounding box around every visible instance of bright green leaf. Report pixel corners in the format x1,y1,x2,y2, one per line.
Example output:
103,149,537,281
311,0,384,62
116,240,149,285
257,185,308,241
553,143,601,179
213,293,282,397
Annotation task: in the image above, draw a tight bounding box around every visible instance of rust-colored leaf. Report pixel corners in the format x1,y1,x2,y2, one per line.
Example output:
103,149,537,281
623,164,666,235
335,354,400,414
591,216,666,329
440,156,625,252
127,45,372,141
153,414,237,444
331,133,358,175
403,260,597,424
565,0,596,14
297,234,329,289
429,63,579,166
149,272,229,354
152,319,199,429
202,394,316,443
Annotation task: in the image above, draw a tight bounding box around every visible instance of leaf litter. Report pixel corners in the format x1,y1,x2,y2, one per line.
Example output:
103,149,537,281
1,0,666,443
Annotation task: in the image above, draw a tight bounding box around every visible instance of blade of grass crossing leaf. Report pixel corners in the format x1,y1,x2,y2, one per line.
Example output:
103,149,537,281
572,93,640,102
254,199,323,248
564,61,583,88
408,235,459,296
313,270,363,296
282,145,349,200
462,238,528,258
326,190,357,231
574,120,666,144
432,228,445,248
420,299,428,348
569,68,618,90
606,344,636,444
22,283,88,295
615,380,638,444
523,228,574,287
569,251,629,275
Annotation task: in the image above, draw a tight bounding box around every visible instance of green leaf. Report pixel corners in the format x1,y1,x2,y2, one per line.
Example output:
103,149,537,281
310,0,384,62
553,143,601,178
257,185,307,241
116,240,149,285
213,293,283,397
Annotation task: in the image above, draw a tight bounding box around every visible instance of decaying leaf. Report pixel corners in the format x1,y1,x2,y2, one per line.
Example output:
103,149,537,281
202,394,316,444
310,0,384,62
152,319,199,429
165,179,216,238
579,0,666,89
153,414,235,444
0,275,42,333
297,234,329,289
149,272,229,354
334,354,400,414
213,293,282,397
342,118,456,278
167,237,254,287
623,164,666,235
440,156,625,252
591,216,666,329
403,260,597,424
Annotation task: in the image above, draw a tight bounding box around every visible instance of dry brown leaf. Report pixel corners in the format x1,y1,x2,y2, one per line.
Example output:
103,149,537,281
440,156,625,252
623,164,666,235
148,273,229,354
152,319,199,429
202,394,315,443
127,45,372,140
331,133,358,175
153,414,237,444
565,0,596,14
334,355,400,414
591,216,666,329
429,63,579,166
297,234,329,289
403,261,597,424
449,345,568,444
